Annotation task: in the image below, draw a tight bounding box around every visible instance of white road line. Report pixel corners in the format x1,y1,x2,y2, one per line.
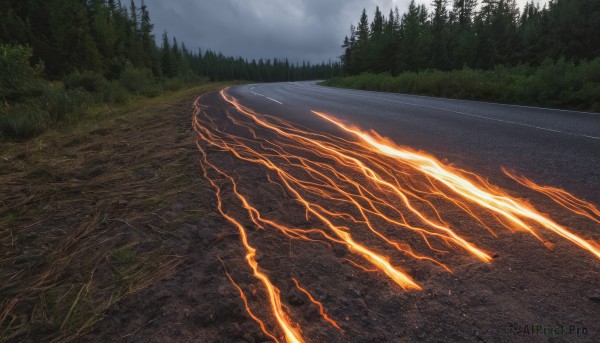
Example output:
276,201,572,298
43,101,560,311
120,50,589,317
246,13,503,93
305,82,600,116
249,89,283,105
289,83,600,140
266,96,283,105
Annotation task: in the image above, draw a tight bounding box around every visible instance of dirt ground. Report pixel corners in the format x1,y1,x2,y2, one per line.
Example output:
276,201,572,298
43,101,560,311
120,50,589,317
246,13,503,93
2,87,600,343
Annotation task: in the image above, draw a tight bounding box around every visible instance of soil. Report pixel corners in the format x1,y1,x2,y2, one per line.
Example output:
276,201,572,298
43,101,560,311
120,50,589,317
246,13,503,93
2,87,599,343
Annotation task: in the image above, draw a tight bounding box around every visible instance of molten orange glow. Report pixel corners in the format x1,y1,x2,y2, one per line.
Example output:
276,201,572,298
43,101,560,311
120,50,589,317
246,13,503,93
221,265,281,343
311,110,600,260
504,168,600,225
291,278,344,332
198,149,304,343
193,89,600,342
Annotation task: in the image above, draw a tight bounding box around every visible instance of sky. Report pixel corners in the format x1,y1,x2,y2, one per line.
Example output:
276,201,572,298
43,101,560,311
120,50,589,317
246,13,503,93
145,0,549,64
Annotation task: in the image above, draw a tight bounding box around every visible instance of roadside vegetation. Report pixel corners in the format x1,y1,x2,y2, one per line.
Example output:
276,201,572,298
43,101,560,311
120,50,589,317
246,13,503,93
0,1,250,341
0,0,340,141
0,83,230,342
332,0,600,111
0,44,207,140
323,58,600,111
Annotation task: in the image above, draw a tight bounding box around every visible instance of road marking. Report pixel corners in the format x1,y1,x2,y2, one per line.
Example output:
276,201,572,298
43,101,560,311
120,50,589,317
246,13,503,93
250,89,283,105
290,83,600,141
304,82,600,116
265,96,283,105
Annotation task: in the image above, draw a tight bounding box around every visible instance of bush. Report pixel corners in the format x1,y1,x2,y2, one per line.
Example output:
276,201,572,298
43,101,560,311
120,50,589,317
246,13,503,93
139,84,162,98
99,81,129,105
0,102,48,139
0,45,46,102
63,71,107,93
43,88,93,123
323,58,600,112
120,65,155,94
162,78,184,92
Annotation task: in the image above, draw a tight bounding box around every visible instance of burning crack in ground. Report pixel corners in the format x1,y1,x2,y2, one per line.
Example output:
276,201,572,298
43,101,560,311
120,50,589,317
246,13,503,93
192,89,600,342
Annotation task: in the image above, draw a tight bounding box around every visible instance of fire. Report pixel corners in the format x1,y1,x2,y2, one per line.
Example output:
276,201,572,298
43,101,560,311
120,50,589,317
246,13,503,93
503,168,600,225
291,278,344,332
199,152,304,343
311,110,600,260
193,89,600,342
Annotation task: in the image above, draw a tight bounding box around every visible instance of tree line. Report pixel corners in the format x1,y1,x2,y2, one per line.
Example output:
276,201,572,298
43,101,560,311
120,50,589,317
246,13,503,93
0,0,340,140
341,0,600,75
0,0,340,82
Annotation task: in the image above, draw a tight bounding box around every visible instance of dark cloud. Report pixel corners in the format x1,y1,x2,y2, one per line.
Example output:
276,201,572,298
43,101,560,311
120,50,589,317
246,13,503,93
144,0,545,64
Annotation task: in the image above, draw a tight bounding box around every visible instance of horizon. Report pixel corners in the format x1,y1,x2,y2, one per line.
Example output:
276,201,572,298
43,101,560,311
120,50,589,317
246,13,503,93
146,0,550,64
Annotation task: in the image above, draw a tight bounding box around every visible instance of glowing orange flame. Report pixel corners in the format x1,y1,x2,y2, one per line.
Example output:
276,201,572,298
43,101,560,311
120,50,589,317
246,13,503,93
291,278,344,332
219,90,491,265
311,110,600,260
220,262,281,343
198,135,304,343
192,89,600,342
504,168,600,225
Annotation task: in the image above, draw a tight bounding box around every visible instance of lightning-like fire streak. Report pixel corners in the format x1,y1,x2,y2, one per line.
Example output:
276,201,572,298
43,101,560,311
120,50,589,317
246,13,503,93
311,110,600,260
199,152,304,343
220,265,281,343
218,90,492,264
503,168,600,225
193,89,600,342
291,278,344,332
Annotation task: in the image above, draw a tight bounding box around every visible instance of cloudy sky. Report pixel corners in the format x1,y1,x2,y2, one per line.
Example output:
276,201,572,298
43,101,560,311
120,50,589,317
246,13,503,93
145,0,549,64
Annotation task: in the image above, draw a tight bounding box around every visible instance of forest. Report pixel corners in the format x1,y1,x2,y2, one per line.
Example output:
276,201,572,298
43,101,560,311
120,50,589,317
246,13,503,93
0,0,340,81
0,0,341,139
327,0,600,111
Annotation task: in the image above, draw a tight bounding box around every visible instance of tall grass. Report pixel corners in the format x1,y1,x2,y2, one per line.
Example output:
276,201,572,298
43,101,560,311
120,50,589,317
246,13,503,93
323,58,600,112
0,45,208,141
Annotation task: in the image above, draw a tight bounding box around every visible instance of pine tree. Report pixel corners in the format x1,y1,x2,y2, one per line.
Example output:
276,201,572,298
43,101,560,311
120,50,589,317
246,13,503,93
380,9,398,73
343,25,357,74
398,1,429,71
355,9,370,73
369,6,386,73
48,0,102,75
160,31,174,77
430,0,450,69
449,0,477,68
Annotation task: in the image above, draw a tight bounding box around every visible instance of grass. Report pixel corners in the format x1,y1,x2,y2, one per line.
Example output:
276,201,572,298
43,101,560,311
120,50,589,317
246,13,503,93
0,82,232,342
322,58,600,112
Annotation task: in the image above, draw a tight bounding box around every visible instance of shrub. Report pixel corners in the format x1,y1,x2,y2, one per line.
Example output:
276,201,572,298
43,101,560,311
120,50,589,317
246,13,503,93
63,71,107,93
120,65,155,94
162,78,184,92
43,88,92,123
139,84,162,98
99,81,129,105
0,45,46,102
0,102,48,139
323,58,600,112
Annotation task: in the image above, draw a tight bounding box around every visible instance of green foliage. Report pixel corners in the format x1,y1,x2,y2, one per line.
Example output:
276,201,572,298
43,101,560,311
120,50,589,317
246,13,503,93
0,87,94,140
0,102,48,139
64,71,107,93
342,0,600,75
119,64,161,97
324,58,600,112
120,65,152,92
0,45,45,101
99,81,130,105
44,88,92,123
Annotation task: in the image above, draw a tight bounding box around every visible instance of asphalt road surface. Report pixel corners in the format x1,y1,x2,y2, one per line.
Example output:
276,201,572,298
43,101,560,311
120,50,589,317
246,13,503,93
193,82,600,342
228,81,600,205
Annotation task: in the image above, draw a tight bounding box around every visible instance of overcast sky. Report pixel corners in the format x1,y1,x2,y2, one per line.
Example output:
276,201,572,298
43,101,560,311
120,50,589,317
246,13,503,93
145,0,549,64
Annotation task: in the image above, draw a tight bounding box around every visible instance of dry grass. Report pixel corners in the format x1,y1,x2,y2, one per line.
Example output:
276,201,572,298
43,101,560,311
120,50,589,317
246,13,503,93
0,83,231,342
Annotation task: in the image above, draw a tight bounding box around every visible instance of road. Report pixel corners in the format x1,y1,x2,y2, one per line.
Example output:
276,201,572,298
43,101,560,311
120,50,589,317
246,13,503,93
228,81,600,204
194,82,600,342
